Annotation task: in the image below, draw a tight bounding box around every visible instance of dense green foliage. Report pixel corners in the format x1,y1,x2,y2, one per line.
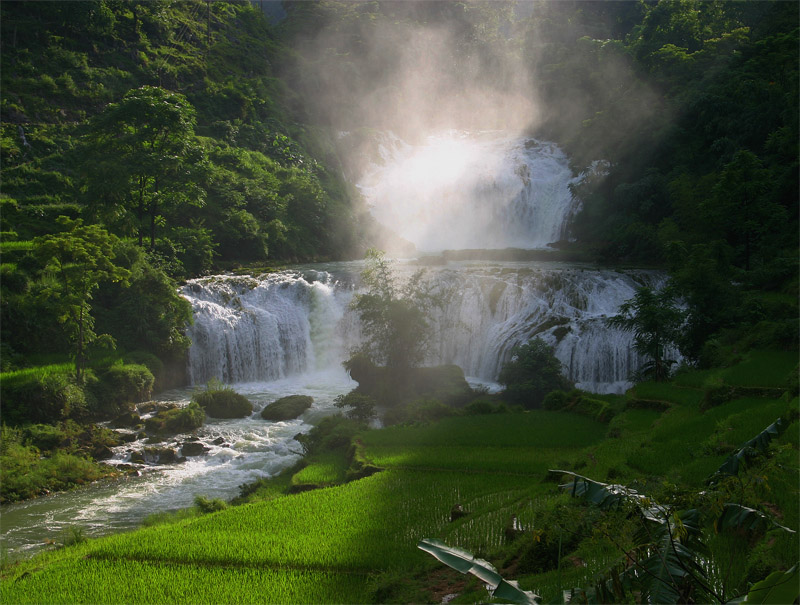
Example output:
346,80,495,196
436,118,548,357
0,0,367,442
349,250,439,372
0,422,120,502
498,339,574,408
608,285,685,381
1,0,363,269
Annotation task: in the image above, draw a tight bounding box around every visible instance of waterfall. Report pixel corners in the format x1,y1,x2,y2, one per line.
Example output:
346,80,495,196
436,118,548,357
424,264,666,393
182,264,669,394
182,271,357,385
357,131,582,252
181,133,671,394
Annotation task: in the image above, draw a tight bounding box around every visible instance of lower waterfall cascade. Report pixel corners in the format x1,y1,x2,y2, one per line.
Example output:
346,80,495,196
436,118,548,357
182,262,670,395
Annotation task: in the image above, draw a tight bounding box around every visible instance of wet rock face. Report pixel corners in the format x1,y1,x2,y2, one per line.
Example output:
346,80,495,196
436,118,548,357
181,442,209,457
128,446,179,465
153,447,177,464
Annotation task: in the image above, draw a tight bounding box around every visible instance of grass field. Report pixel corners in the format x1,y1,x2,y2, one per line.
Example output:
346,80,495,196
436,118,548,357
2,356,798,604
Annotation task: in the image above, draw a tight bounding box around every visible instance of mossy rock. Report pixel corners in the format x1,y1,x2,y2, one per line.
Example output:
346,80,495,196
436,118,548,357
181,441,209,457
144,401,205,434
194,389,253,418
261,395,313,421
112,411,142,428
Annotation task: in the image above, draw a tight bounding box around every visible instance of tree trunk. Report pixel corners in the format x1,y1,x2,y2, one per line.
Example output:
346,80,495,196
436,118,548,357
149,177,159,249
76,304,85,382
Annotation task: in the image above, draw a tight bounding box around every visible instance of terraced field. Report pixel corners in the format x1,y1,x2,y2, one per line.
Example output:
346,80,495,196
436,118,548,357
2,351,797,603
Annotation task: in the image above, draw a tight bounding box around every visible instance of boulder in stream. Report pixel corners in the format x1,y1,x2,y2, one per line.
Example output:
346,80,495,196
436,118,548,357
181,441,209,457
193,389,253,419
260,395,313,421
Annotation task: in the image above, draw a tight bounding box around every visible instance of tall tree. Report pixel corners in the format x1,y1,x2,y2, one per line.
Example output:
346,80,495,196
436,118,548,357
85,86,206,249
350,249,439,372
608,285,685,381
498,338,572,408
708,149,787,271
33,217,130,381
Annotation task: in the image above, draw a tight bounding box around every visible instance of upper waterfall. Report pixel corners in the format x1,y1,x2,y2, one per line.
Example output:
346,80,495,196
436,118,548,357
357,131,582,252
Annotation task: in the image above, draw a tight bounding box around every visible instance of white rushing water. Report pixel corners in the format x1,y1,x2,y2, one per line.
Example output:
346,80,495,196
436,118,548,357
185,269,358,384
182,263,663,394
358,131,582,252
1,132,667,559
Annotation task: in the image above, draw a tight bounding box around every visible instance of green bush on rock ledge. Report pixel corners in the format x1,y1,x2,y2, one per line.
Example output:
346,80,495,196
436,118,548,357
193,381,253,418
144,402,205,434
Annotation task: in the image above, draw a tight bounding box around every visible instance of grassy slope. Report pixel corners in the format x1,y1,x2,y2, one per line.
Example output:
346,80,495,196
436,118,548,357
1,351,797,604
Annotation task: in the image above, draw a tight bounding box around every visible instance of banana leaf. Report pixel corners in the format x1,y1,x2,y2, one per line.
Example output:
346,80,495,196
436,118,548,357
728,565,799,604
709,418,786,483
715,503,796,535
418,538,539,605
551,469,668,521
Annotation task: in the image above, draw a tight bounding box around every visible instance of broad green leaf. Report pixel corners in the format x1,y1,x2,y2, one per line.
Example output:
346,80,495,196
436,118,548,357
417,538,474,574
418,538,539,605
709,418,787,483
728,565,799,604
551,470,668,519
715,503,796,535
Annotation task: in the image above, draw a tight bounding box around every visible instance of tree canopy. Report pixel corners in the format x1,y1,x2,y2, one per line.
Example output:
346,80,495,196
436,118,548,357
33,217,129,380
498,338,573,408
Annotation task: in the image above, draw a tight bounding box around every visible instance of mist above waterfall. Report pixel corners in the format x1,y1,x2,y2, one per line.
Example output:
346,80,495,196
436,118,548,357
284,3,538,138
280,2,662,255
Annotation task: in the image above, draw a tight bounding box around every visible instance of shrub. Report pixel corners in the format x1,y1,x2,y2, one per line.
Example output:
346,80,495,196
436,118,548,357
96,364,154,415
123,351,165,387
0,445,114,503
193,383,252,418
542,390,570,411
572,396,614,423
463,399,497,415
542,389,616,422
499,339,573,408
294,416,363,456
261,395,313,421
333,392,375,423
0,367,88,425
23,423,66,451
193,494,228,513
384,397,456,425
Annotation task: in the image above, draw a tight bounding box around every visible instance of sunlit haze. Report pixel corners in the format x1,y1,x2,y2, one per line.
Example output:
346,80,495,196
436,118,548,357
357,131,580,252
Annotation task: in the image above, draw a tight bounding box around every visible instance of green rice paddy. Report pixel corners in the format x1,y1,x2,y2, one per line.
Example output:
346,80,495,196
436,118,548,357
2,354,797,603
